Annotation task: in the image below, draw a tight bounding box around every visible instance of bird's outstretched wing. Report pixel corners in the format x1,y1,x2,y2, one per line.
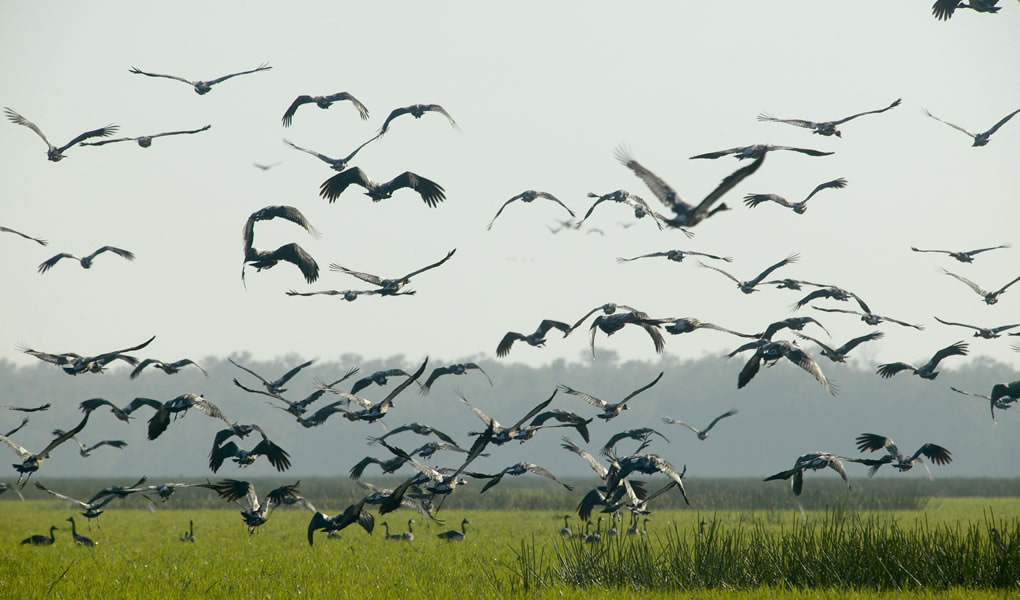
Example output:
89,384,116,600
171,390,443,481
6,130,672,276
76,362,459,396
204,63,272,87
748,254,799,287
398,249,456,281
984,108,1020,137
1,226,47,246
319,167,373,203
614,146,688,212
800,178,848,206
923,109,976,138
383,172,447,208
128,66,194,85
5,107,52,147
831,98,901,126
744,193,793,209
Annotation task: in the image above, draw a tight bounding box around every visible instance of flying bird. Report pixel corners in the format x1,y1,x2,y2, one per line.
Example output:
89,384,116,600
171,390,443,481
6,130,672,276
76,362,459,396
911,244,1009,263
853,433,952,477
5,107,117,161
588,310,668,357
285,288,409,301
51,430,127,458
79,125,211,148
662,409,738,440
699,254,799,294
793,285,870,312
283,137,377,172
932,0,1002,21
230,358,314,396
209,424,291,473
738,340,835,395
942,269,1020,305
330,249,455,295
950,383,1019,423
581,189,671,232
242,205,320,285
600,428,670,456
813,306,923,330
323,358,429,422
559,372,664,421
378,104,458,135
38,246,135,273
933,317,1020,339
496,319,571,357
128,63,272,95
876,341,969,380
423,362,492,394
198,479,299,533
34,482,117,527
1,409,94,486
743,178,848,214
923,107,1019,146
1,226,47,246
794,331,885,363
367,422,459,447
252,161,280,171
319,166,447,207
616,145,767,229
661,317,758,338
79,397,162,423
146,393,235,440
471,462,573,493
764,452,851,495
690,144,834,160
281,92,369,127
757,98,902,137
487,190,574,230
1,403,50,413
459,391,557,445
20,335,155,376
307,498,374,545
130,358,207,379
617,249,732,264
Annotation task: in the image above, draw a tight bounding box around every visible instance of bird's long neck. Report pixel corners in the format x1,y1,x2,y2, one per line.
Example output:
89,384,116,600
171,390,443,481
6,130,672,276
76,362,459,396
461,520,468,534
69,519,77,536
407,520,413,533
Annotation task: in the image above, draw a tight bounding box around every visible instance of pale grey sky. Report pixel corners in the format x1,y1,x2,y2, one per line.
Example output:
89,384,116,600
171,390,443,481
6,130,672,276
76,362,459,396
2,2,1019,482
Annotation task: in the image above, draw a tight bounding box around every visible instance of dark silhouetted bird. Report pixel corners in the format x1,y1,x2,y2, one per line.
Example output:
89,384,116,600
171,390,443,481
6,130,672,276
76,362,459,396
559,372,664,421
924,107,1019,146
5,107,117,161
330,249,455,296
497,319,571,357
699,254,799,294
942,269,1020,305
743,178,847,214
281,92,369,127
690,144,834,160
876,341,968,380
911,244,1009,263
764,452,850,495
662,409,738,440
757,98,901,137
242,205,320,285
378,104,458,135
79,125,211,148
128,63,271,95
853,433,952,477
319,167,446,207
488,190,574,230
38,246,134,273
932,0,1001,21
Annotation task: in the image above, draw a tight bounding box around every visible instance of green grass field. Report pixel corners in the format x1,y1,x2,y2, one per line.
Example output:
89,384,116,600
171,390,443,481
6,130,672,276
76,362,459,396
2,497,1018,599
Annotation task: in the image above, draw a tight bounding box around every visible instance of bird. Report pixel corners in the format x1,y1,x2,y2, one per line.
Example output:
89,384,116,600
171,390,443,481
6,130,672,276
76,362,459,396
739,340,836,395
0,403,50,413
950,384,1019,423
662,409,739,440
615,145,767,229
559,516,573,537
349,369,425,396
662,317,758,339
496,319,571,357
66,517,95,547
582,189,669,231
209,424,291,473
78,125,211,148
793,285,870,312
690,144,834,160
460,390,564,445
853,433,952,477
699,254,799,294
5,107,117,161
423,362,492,394
933,317,1020,339
604,453,689,506
381,522,402,541
1,410,94,486
128,63,271,94
471,462,573,493
252,161,280,171
743,178,848,214
348,455,411,480
378,423,494,505
794,331,884,363
757,98,902,137
437,518,470,542
104,481,200,504
588,311,668,357
876,341,969,380
911,244,1009,263
600,428,670,456
764,452,851,495
306,498,375,545
528,409,594,443
367,422,459,447
942,269,1020,305
199,479,300,534
38,246,135,273
285,288,406,301
323,358,429,422
283,137,378,172
1,226,47,246
146,393,235,440
399,519,416,541
319,167,446,207
812,306,924,330
34,482,117,527
230,358,315,397
617,249,732,264
21,525,58,546
923,107,1019,146
20,335,155,376
378,104,458,135
180,520,195,542
85,476,151,505
558,372,664,420
561,438,649,521
281,92,369,127
52,431,127,458
487,190,574,230
330,249,456,295
242,205,320,285
78,397,162,423
130,358,207,379
932,0,1002,20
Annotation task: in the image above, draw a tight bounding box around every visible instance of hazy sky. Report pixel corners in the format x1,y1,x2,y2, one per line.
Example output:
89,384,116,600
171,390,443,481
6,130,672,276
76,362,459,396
3,2,1019,372
2,2,1019,485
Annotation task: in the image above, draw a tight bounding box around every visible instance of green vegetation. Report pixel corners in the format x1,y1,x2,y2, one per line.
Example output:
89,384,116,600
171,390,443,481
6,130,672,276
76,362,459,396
2,497,1017,599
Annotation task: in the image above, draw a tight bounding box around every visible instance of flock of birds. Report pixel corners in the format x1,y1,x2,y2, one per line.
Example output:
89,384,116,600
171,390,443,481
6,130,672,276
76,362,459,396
4,5,1020,549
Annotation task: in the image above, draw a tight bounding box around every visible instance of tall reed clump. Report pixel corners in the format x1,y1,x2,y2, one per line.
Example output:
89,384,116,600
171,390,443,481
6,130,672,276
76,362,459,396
507,511,1019,591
